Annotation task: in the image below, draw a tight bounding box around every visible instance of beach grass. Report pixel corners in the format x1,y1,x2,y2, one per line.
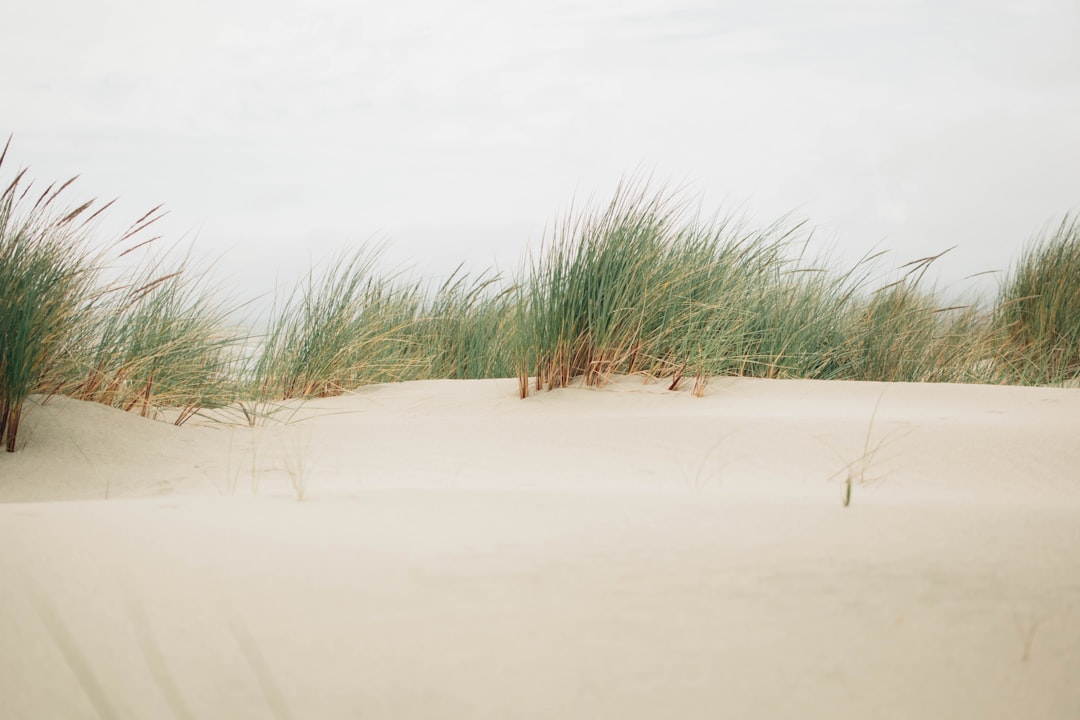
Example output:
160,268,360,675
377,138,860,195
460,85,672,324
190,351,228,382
995,215,1080,385
251,246,427,400
416,268,517,380
0,138,104,450
2,143,1077,449
53,246,242,423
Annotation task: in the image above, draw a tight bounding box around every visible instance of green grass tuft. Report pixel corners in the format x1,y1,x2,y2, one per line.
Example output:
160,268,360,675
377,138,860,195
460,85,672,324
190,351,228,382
996,215,1080,385
0,137,102,450
252,246,426,400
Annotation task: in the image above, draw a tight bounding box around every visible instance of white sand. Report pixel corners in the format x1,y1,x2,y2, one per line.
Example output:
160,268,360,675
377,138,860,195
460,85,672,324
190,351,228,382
1,377,1079,719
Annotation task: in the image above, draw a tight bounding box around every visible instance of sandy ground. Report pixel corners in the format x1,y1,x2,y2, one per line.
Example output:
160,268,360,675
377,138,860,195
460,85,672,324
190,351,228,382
1,376,1078,719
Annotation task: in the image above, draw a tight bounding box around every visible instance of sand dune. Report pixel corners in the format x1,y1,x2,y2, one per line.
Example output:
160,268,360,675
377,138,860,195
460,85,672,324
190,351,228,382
2,377,1079,718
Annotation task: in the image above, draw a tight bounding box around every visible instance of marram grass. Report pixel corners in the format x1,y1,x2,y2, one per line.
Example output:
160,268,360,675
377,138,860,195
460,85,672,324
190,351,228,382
1,141,1077,450
996,215,1080,384
0,138,102,451
509,183,1005,395
252,247,427,400
55,247,242,422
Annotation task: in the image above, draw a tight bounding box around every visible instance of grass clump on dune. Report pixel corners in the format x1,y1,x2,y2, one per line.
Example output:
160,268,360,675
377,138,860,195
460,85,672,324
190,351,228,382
996,215,1080,385
56,247,242,424
0,138,103,451
835,252,994,384
413,268,517,380
0,139,239,448
511,183,798,396
253,253,521,402
509,182,996,396
252,247,426,400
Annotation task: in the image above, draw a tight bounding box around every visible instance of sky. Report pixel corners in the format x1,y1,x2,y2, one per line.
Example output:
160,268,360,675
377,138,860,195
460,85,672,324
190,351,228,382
3,0,1079,305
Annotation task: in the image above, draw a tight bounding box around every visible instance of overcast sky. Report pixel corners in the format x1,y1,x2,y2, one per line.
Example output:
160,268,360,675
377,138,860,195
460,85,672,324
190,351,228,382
3,0,1079,302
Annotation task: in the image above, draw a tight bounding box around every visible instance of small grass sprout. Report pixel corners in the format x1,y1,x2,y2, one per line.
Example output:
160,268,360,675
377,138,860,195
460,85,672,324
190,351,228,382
835,387,889,508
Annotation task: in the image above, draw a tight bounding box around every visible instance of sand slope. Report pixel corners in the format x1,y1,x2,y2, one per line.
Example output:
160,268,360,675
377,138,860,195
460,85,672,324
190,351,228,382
1,377,1079,718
